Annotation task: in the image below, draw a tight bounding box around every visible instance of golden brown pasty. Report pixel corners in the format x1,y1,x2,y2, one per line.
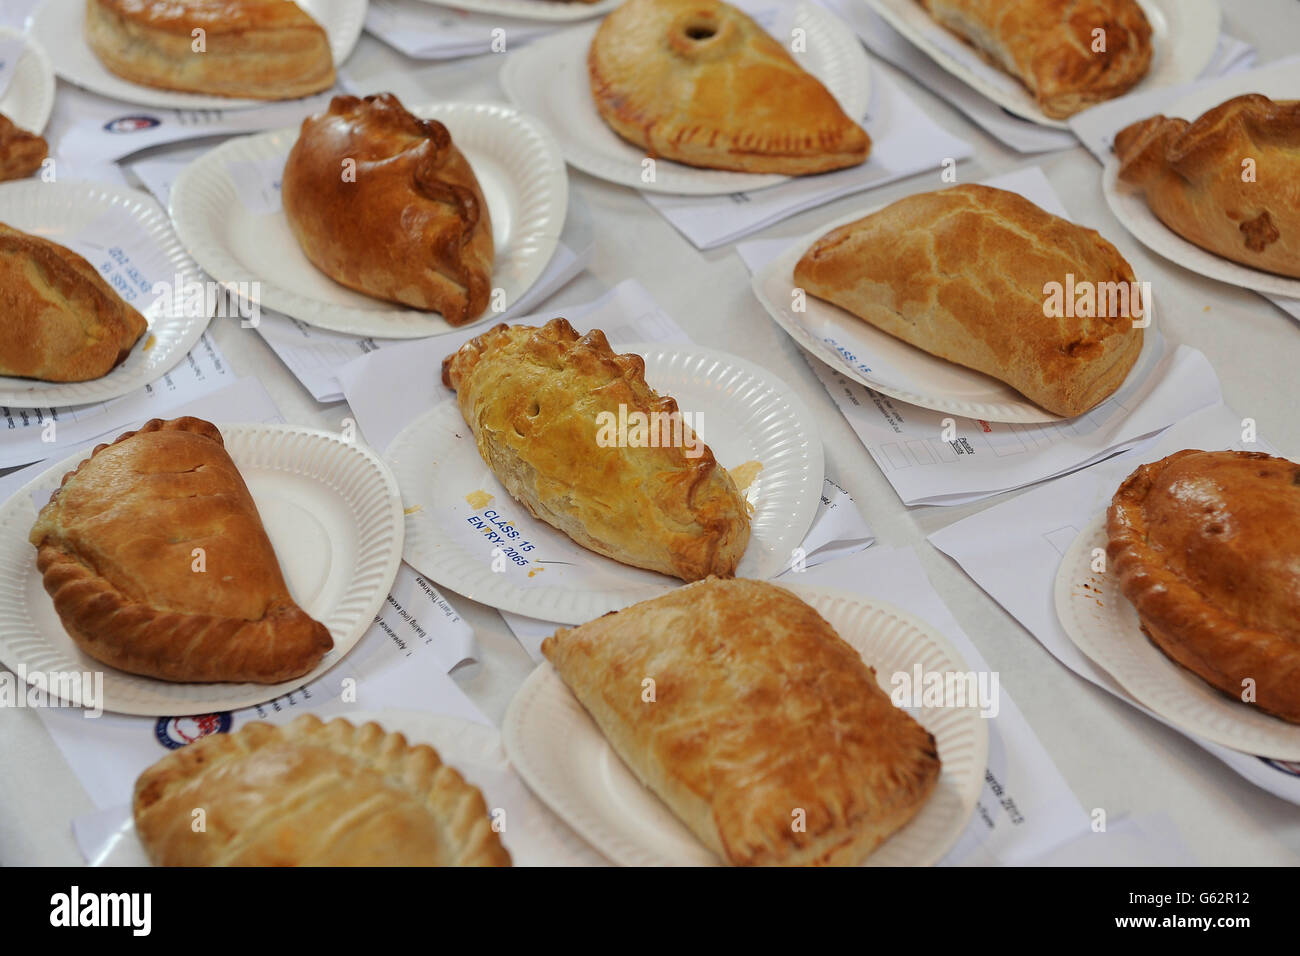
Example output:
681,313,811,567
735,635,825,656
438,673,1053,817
84,0,334,100
442,319,750,581
0,113,48,182
0,221,147,382
29,417,333,684
542,578,942,865
794,184,1145,418
588,0,869,174
1107,449,1300,723
917,0,1152,119
1115,94,1300,279
282,93,494,325
134,714,512,866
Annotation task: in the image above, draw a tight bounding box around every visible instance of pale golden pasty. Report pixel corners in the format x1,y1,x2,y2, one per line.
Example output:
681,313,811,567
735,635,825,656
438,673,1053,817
282,93,494,325
0,221,147,382
441,319,750,581
917,0,1153,118
85,0,335,100
30,417,333,684
0,113,48,182
1107,449,1300,723
134,714,512,866
794,184,1144,418
1115,94,1300,279
588,0,869,174
542,578,942,865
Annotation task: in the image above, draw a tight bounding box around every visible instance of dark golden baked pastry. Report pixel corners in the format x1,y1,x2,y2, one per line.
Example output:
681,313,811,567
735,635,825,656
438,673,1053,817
1107,449,1300,723
134,714,512,866
542,578,942,865
442,319,751,581
84,0,335,100
588,0,869,174
30,417,333,683
0,113,48,182
0,221,147,382
282,93,494,325
917,0,1153,119
1115,94,1300,278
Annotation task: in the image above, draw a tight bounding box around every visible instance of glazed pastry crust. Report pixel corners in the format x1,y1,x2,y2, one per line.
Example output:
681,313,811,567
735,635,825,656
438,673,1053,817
588,0,869,174
1107,449,1300,723
133,714,512,866
918,0,1152,118
29,417,333,684
0,221,147,382
85,0,334,100
282,93,494,325
794,184,1144,418
542,578,941,866
442,318,750,581
0,113,48,182
1115,95,1300,279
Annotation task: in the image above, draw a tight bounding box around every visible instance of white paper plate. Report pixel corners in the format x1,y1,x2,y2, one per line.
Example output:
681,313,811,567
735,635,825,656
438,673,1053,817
414,0,620,21
29,0,367,111
1102,60,1300,298
0,423,404,717
500,1,871,195
0,180,212,410
1054,512,1300,760
389,342,825,624
89,709,603,866
0,28,54,135
169,101,568,338
863,0,1219,129
503,584,988,866
752,205,1158,423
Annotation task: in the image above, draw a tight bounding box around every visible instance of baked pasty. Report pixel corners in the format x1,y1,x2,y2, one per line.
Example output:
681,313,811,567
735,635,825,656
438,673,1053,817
85,0,334,100
442,319,750,581
1107,449,1300,723
917,0,1152,118
794,184,1144,417
134,714,512,866
542,578,941,865
1115,95,1300,279
0,222,147,382
0,113,48,182
588,0,869,174
29,417,333,684
282,93,494,325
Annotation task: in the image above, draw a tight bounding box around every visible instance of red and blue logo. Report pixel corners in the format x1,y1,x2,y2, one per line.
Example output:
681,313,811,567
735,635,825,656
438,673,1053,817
154,713,232,750
103,115,162,134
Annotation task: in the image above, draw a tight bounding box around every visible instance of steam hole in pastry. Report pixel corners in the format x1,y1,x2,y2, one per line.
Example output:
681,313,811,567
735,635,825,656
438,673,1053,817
527,400,541,418
684,21,717,40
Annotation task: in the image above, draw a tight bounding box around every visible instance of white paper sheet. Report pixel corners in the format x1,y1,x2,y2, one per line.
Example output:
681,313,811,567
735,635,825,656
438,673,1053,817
642,60,974,249
737,166,1224,506
0,33,25,100
928,402,1300,806
365,0,556,60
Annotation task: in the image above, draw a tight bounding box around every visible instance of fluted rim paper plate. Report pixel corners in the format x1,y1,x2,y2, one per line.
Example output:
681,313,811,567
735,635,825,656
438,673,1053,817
502,584,989,866
388,342,825,625
0,27,54,134
169,101,568,338
413,0,621,21
1055,512,1300,760
0,423,404,716
29,0,368,110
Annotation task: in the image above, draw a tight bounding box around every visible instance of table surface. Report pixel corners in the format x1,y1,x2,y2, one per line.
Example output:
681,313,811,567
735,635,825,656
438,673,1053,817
3,0,1299,867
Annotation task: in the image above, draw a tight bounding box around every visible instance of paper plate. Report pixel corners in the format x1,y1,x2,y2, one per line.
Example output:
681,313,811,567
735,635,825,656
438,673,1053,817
412,0,620,20
169,101,568,338
0,27,54,134
502,584,989,866
863,0,1220,129
500,1,871,195
1055,512,1300,760
0,423,404,716
29,0,368,110
389,342,825,624
0,180,212,410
